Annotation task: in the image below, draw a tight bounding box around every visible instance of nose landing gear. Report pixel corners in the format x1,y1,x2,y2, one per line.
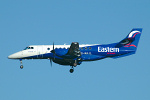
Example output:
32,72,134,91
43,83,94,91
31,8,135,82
20,59,23,69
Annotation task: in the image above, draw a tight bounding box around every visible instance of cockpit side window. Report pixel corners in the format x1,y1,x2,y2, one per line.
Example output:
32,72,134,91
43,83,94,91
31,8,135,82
31,47,34,49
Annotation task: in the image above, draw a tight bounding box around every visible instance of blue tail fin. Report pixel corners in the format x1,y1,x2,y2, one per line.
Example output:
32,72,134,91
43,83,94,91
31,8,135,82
116,28,142,51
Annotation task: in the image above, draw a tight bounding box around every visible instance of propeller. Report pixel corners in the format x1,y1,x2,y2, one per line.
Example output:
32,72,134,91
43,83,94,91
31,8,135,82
52,42,55,60
50,42,55,67
51,42,55,53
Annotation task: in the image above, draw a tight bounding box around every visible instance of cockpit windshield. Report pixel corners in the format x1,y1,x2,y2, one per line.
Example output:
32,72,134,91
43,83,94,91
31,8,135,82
24,46,34,50
24,47,28,50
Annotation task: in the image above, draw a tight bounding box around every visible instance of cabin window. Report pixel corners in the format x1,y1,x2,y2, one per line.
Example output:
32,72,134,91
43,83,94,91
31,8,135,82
47,48,50,50
81,47,83,50
89,47,92,50
31,47,34,49
85,47,87,50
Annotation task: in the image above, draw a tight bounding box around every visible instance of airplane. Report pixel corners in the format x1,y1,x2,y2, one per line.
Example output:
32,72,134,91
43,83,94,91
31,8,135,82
8,28,142,73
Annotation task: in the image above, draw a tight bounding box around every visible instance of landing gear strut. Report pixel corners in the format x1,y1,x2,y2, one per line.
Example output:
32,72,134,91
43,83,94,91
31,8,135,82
20,59,23,69
69,61,77,73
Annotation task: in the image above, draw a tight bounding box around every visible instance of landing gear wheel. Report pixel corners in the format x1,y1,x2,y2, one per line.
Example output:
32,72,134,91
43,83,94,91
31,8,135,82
70,69,74,73
20,65,23,69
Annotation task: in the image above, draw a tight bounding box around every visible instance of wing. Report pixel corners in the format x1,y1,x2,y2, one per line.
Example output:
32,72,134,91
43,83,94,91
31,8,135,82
51,42,81,59
51,42,82,66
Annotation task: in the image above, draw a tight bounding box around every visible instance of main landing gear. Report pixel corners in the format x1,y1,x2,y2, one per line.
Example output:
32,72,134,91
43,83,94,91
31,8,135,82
69,61,77,73
20,59,23,69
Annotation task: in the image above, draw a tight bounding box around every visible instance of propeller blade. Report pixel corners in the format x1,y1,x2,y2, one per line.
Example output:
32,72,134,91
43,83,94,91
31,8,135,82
53,42,55,60
50,58,52,67
50,42,56,60
53,42,54,50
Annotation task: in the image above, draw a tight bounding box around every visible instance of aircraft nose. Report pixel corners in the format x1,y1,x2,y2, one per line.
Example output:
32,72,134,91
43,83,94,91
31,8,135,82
8,51,23,59
8,54,16,59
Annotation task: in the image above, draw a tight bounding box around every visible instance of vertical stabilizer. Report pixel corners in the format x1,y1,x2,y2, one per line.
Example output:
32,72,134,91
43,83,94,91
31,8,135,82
116,28,142,51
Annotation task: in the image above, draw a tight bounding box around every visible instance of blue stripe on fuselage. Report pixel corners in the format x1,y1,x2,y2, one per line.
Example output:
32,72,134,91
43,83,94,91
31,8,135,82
22,44,135,60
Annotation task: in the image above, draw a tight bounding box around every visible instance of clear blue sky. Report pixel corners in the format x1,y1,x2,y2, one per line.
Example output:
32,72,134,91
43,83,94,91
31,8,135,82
1,0,150,100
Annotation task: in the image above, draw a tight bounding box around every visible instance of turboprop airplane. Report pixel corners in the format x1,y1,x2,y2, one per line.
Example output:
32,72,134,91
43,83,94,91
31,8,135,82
8,28,142,73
